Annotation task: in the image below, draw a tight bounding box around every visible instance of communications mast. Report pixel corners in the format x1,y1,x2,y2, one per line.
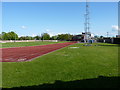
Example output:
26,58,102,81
84,0,91,44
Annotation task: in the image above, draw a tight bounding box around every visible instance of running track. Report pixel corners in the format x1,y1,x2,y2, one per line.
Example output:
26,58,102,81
1,42,76,62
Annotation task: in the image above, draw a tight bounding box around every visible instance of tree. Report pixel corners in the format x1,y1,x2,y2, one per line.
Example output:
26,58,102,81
94,35,99,39
34,35,41,40
50,35,58,40
25,36,33,40
100,36,104,39
57,34,73,41
1,32,6,40
1,31,18,40
2,32,10,40
19,36,34,40
41,33,50,40
0,34,2,40
1,32,5,36
19,36,26,40
67,34,73,41
8,31,18,40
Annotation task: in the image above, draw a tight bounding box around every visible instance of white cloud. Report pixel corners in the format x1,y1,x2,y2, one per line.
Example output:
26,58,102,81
112,25,120,31
46,29,50,32
45,29,57,37
32,34,36,37
91,34,94,37
21,26,27,29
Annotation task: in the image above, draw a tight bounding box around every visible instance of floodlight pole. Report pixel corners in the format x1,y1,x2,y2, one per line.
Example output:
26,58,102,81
39,33,41,41
43,34,44,41
14,30,16,42
9,30,11,41
107,32,109,37
42,33,44,42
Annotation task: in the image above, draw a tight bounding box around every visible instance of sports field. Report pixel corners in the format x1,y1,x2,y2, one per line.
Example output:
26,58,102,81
1,42,119,88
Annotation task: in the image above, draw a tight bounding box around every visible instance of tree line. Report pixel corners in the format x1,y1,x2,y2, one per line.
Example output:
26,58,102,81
0,31,74,41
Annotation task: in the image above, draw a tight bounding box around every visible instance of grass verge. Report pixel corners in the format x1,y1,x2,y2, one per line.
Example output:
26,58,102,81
1,41,68,48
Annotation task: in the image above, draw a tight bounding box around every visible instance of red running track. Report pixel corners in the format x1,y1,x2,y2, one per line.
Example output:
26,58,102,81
1,42,76,62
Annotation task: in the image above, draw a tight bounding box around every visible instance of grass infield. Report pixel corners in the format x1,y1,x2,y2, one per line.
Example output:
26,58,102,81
1,41,68,48
2,43,119,88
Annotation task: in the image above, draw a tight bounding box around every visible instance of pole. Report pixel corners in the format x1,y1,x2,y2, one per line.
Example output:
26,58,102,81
9,30,11,41
107,32,108,37
14,31,16,42
15,32,16,41
39,33,40,41
42,33,44,42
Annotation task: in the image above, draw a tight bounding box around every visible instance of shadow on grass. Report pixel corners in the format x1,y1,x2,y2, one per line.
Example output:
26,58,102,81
2,76,119,89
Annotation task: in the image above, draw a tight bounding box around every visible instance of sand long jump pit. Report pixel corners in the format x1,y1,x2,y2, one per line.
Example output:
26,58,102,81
1,42,76,62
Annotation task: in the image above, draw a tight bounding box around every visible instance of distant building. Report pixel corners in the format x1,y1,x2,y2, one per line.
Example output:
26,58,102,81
72,32,92,42
98,37,120,44
103,37,111,43
111,38,120,44
72,34,84,41
116,35,120,38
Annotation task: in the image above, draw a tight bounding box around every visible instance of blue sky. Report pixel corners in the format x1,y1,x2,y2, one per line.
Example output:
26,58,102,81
2,2,118,37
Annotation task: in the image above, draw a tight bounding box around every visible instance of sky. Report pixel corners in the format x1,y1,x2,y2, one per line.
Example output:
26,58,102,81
2,2,119,37
1,0,119,2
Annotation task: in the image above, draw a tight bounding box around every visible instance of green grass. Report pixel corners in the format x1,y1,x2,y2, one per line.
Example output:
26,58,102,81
1,41,68,48
2,43,119,88
0,62,2,88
